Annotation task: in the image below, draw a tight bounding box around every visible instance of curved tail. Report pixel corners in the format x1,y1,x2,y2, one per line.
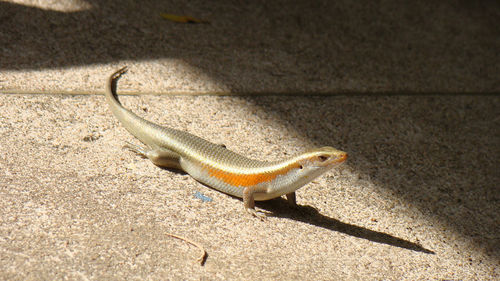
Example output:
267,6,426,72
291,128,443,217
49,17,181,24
105,66,163,146
105,66,129,111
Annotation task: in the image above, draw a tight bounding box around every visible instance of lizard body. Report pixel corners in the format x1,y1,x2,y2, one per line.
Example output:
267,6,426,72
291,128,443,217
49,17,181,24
106,67,347,217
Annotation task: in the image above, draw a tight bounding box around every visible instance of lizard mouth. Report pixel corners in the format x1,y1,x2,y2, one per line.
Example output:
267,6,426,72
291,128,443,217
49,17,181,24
324,152,347,166
337,152,348,163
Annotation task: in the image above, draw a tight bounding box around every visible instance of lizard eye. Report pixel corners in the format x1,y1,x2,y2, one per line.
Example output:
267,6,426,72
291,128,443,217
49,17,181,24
318,155,328,162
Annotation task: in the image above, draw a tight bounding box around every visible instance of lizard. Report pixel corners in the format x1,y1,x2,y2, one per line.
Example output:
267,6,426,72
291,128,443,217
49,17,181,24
105,66,347,218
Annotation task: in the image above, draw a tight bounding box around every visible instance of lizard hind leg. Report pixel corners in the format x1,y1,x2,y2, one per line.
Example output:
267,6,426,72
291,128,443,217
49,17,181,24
124,142,182,170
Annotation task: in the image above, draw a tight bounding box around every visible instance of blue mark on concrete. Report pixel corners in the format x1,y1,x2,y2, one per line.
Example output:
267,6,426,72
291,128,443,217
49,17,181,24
194,191,213,202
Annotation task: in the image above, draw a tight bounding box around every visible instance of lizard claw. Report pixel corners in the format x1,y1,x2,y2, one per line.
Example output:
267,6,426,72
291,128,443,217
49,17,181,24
123,142,149,158
246,208,267,221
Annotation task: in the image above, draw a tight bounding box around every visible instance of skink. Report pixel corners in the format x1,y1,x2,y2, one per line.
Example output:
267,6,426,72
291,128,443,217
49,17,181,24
106,67,347,218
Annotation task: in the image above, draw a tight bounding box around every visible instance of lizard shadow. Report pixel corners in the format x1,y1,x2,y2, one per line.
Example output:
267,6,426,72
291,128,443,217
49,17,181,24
256,198,435,254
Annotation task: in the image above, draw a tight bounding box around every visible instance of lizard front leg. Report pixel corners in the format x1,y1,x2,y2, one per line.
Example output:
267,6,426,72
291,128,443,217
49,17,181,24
243,185,269,220
285,192,297,206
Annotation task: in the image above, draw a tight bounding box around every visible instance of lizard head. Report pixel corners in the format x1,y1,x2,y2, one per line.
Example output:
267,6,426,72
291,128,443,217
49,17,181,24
297,146,348,168
265,146,347,197
291,146,347,186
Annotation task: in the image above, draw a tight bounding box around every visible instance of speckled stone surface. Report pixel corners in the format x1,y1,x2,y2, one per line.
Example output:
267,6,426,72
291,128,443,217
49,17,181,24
0,0,499,280
1,94,498,279
0,0,499,94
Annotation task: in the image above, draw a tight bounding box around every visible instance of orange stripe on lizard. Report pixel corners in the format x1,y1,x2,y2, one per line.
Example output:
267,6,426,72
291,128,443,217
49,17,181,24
203,163,301,187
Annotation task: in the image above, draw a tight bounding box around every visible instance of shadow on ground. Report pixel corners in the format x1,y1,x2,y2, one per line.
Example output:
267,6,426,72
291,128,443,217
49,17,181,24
260,198,435,254
1,0,499,92
1,0,499,260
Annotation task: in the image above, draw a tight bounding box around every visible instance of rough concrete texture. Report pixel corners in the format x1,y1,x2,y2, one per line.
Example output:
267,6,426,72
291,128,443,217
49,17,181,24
0,0,499,280
1,94,499,280
0,0,499,94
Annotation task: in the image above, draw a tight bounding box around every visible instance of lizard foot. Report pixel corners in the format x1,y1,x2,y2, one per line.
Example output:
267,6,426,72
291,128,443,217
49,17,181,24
246,208,267,221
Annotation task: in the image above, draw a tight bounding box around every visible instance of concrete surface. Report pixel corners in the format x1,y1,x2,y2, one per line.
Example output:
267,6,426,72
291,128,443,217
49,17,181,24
1,94,499,280
0,0,499,280
0,0,499,94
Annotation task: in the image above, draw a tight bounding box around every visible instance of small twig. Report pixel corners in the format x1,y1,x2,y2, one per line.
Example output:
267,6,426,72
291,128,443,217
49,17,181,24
165,232,207,265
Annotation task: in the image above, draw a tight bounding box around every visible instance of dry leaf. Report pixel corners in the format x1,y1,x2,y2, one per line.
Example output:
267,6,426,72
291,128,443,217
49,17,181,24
160,13,208,24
